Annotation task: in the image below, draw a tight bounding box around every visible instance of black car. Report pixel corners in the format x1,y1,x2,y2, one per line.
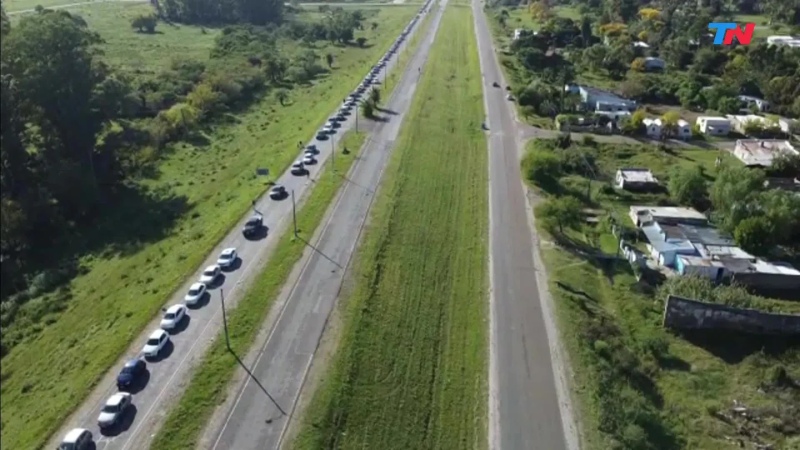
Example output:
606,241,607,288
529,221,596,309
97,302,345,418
492,81,499,88
243,214,263,236
117,358,146,390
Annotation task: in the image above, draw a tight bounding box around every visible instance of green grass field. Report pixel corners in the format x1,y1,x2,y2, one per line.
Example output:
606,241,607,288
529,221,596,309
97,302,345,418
525,139,800,449
293,4,489,449
0,6,418,450
150,9,437,446
731,13,791,39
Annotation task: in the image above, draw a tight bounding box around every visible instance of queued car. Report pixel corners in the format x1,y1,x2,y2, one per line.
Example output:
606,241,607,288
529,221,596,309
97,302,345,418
199,265,221,285
217,248,237,268
116,358,146,390
291,161,306,175
302,155,317,165
316,130,329,140
98,392,132,429
160,304,187,330
269,184,287,198
59,428,93,450
322,123,334,134
242,214,263,236
184,282,206,305
142,329,169,358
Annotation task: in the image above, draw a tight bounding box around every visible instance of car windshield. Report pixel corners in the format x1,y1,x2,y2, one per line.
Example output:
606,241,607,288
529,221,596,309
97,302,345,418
122,363,137,373
102,403,119,413
221,253,232,259
164,313,175,320
146,338,160,345
203,269,215,275
188,287,201,295
60,444,76,450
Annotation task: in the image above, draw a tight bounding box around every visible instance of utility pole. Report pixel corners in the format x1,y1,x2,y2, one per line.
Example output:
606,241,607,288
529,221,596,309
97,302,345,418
291,190,298,237
330,135,336,171
220,289,231,350
355,103,359,132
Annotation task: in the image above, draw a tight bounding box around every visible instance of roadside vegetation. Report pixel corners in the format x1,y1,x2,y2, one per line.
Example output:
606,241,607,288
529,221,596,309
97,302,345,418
523,135,800,449
485,0,799,130
0,1,417,448
293,5,489,449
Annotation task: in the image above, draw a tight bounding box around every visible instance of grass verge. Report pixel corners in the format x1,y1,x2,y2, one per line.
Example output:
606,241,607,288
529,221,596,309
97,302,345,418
0,7,417,450
524,138,800,450
150,131,366,449
293,5,489,449
150,9,436,445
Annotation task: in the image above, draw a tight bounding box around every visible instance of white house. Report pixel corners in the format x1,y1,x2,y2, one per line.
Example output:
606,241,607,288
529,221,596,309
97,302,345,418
615,168,659,190
738,95,770,112
643,57,665,71
732,139,799,167
629,206,708,227
633,41,650,49
578,86,637,112
642,118,662,138
696,116,731,135
676,119,691,140
726,114,780,134
767,35,800,48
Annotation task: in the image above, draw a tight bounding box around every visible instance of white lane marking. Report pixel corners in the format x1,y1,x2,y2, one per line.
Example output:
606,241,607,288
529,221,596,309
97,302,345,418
210,13,430,449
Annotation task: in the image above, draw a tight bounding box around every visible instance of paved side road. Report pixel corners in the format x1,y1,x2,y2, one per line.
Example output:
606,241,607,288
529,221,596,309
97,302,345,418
45,18,415,450
205,2,445,450
472,0,580,449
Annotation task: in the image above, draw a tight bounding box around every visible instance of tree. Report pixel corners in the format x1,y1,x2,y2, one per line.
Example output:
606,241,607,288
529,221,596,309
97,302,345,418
668,166,707,207
325,53,334,68
131,14,157,33
716,97,741,115
660,110,680,139
371,22,378,30
535,196,583,234
523,150,561,188
369,87,380,105
630,57,646,72
274,88,289,106
0,2,9,36
734,216,775,255
263,54,287,82
356,37,367,47
710,166,765,231
770,152,800,178
361,100,374,118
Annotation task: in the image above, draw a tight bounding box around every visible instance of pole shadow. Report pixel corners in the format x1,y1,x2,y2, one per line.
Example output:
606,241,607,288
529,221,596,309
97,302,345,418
296,235,343,270
228,348,287,422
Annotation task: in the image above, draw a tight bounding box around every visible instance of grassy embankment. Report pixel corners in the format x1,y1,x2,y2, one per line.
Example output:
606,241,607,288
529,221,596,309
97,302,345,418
151,6,437,448
524,138,800,450
0,5,418,450
293,4,489,449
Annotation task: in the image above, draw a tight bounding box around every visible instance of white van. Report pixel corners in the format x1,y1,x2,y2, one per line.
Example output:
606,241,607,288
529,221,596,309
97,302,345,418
59,428,93,450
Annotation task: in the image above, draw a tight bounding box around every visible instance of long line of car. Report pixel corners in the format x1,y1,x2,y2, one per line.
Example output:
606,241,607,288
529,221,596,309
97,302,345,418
56,6,429,450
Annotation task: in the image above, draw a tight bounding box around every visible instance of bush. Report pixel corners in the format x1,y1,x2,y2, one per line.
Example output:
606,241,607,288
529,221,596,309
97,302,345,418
522,150,561,188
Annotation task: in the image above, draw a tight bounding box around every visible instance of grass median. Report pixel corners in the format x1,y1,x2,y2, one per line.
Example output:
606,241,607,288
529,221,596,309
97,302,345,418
293,5,489,449
150,10,436,447
0,6,418,450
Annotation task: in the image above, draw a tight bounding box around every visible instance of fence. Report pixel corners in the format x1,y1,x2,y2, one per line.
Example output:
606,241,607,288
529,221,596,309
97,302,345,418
662,295,800,335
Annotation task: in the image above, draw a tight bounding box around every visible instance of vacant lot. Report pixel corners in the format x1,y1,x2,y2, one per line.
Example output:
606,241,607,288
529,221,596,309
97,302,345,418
524,139,800,450
0,6,417,450
293,5,489,450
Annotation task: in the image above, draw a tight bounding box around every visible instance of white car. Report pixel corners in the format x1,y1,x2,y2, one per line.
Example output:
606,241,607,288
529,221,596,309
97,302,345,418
160,304,187,330
98,392,132,429
302,155,317,165
59,428,93,450
199,265,221,285
217,248,237,268
142,329,169,358
506,94,514,101
184,282,206,305
322,124,334,134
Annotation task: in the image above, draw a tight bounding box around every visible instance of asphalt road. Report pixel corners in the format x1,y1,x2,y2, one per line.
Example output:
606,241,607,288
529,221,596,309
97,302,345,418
46,16,420,450
207,3,446,450
472,1,571,449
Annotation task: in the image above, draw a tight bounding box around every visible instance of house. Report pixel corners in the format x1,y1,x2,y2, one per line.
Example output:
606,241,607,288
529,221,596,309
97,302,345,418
676,119,691,140
738,95,770,112
764,177,800,194
615,168,659,190
633,41,650,49
732,139,798,167
767,35,800,48
513,29,523,40
641,223,698,267
726,114,778,134
721,258,800,291
675,255,728,282
778,117,797,134
629,206,708,228
643,222,740,268
695,116,731,135
643,57,665,71
642,118,662,138
578,86,637,112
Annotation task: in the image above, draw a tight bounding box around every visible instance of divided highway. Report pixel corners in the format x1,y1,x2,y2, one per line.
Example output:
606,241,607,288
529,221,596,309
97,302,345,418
46,8,428,450
206,2,447,449
472,0,577,449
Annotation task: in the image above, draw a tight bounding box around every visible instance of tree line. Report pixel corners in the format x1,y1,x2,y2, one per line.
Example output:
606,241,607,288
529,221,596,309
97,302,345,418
0,2,371,336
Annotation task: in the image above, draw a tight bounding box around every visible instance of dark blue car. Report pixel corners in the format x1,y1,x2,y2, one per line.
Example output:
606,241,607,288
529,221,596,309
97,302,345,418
116,358,146,390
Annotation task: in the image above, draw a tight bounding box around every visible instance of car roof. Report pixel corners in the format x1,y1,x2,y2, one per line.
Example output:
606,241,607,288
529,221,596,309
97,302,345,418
107,392,129,406
190,282,205,290
204,265,219,272
149,329,167,339
64,428,89,442
166,304,184,314
222,247,236,254
123,358,140,368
